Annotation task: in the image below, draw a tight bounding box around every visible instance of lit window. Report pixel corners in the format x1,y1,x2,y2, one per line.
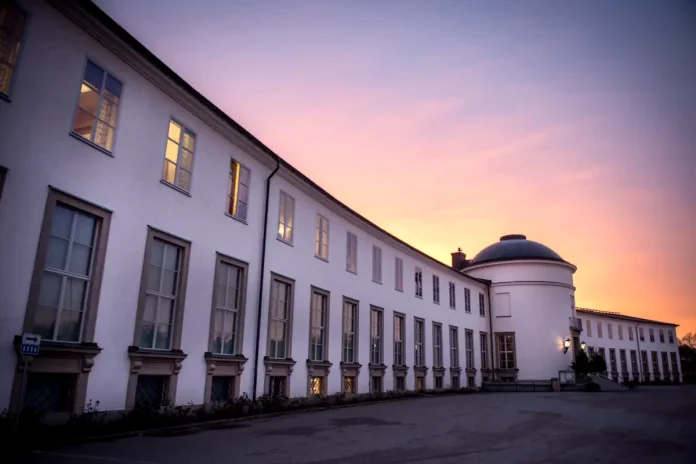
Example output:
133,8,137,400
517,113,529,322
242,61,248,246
315,215,329,260
72,60,122,151
277,191,295,243
343,376,355,393
227,160,250,220
309,376,325,395
162,120,195,191
0,3,26,97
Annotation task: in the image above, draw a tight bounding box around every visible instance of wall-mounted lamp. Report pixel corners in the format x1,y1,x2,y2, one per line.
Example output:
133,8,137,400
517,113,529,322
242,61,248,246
563,338,571,354
580,341,586,351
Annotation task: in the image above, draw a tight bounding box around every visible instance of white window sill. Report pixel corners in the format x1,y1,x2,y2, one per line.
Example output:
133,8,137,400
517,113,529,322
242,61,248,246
346,268,357,274
372,280,382,285
395,288,403,293
160,179,191,197
225,213,248,225
277,237,294,246
450,306,456,310
433,301,440,305
69,131,115,157
315,255,329,262
415,295,423,299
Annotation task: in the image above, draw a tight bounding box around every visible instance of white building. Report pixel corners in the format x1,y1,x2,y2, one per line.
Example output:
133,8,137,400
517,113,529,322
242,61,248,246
0,0,682,414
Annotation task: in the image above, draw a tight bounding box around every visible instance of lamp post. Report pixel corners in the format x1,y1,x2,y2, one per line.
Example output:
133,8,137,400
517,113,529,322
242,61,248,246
563,338,571,354
580,341,586,351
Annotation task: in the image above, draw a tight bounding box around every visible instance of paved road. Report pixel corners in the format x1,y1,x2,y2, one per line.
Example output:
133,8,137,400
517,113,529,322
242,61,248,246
22,386,696,464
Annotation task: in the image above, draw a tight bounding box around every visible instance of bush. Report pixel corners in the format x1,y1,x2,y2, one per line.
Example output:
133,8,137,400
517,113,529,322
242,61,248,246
572,351,591,377
585,382,601,392
589,354,607,375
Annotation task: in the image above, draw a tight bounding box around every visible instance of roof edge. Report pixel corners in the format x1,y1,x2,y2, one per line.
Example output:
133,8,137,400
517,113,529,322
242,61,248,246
576,308,679,327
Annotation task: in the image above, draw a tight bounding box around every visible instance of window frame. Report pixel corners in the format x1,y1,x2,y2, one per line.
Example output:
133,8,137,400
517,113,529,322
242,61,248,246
207,253,249,356
161,118,196,194
478,292,485,317
341,297,359,363
448,282,456,309
393,312,405,366
23,187,112,344
226,159,251,222
314,214,329,261
659,329,665,343
414,317,425,367
449,326,459,368
464,288,471,313
597,322,603,339
618,324,623,341
369,306,384,365
133,227,191,351
308,286,330,362
432,322,443,368
586,319,592,337
495,332,516,370
608,323,613,340
394,257,403,291
432,275,440,304
372,245,382,283
465,330,474,369
276,191,295,245
414,267,423,298
480,332,488,370
266,272,295,359
0,2,28,101
346,231,358,273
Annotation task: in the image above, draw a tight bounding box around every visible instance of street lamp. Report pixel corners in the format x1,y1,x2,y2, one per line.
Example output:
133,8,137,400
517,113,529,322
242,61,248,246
563,338,571,354
580,341,586,351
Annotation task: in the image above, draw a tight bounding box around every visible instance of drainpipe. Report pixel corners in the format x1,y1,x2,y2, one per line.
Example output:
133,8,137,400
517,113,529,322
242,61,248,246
486,283,495,381
251,156,280,400
635,322,643,382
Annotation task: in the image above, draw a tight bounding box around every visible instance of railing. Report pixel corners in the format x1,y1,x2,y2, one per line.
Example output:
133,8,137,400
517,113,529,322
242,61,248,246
569,317,582,331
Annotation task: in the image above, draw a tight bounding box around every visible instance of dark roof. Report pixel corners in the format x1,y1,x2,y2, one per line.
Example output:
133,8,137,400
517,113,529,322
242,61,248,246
74,1,488,286
468,234,567,266
576,308,679,327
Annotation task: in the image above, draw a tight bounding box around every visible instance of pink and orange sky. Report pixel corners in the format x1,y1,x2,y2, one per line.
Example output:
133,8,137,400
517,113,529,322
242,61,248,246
96,0,696,335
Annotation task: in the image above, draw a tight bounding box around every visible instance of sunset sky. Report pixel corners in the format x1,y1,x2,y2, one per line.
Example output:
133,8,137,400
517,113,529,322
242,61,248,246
95,0,696,335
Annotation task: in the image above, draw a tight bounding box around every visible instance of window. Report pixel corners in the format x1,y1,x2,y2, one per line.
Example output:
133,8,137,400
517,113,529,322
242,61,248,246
24,373,76,413
210,376,235,403
451,376,460,389
586,319,592,337
480,332,488,370
435,376,443,389
651,351,659,377
448,282,456,309
478,293,486,317
433,323,443,368
630,350,638,376
641,351,649,377
588,346,595,358
395,376,405,391
432,275,440,303
449,326,459,368
394,257,403,291
496,333,515,369
343,376,355,394
465,330,474,369
661,352,670,377
315,214,329,260
668,330,674,344
618,324,623,341
659,329,665,344
371,375,382,394
597,322,603,339
227,160,250,221
414,318,425,367
415,376,425,391
0,3,26,97
464,288,471,313
134,375,168,408
639,327,644,342
607,323,613,340
670,352,679,377
609,349,617,373
649,328,655,343
342,299,358,363
309,376,325,396
309,288,329,362
370,307,383,364
628,326,634,342
210,255,247,355
268,275,294,359
136,231,190,350
162,120,195,191
619,349,627,374
393,313,405,366
346,232,357,273
414,267,423,298
268,376,286,398
277,191,295,243
372,246,382,283
28,192,111,343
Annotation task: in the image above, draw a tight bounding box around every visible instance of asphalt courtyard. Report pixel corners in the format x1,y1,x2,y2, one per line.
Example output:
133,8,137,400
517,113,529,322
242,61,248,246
23,386,696,464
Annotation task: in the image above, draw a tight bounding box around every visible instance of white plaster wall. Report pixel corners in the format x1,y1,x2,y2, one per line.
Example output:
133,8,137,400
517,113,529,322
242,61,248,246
466,261,576,380
579,312,682,382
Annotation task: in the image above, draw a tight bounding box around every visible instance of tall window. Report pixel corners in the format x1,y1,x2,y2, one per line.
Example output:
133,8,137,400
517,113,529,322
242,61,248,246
496,333,515,369
478,293,485,317
668,330,674,344
433,323,443,368
588,346,595,358
609,349,617,372
449,326,459,368
630,350,638,375
465,330,474,369
448,282,456,309
162,120,195,191
659,329,665,343
394,257,403,291
618,324,623,341
370,307,383,364
315,215,329,260
649,328,655,343
309,289,328,361
0,3,26,97
651,351,659,377
432,276,440,303
464,288,471,313
268,277,293,359
414,267,423,298
628,326,634,342
342,299,358,363
372,246,382,283
619,349,627,374
639,327,644,342
414,318,425,366
641,351,649,377
608,323,613,340
670,352,679,377
227,160,250,220
346,232,357,273
661,352,670,377
586,319,592,337
277,192,295,243
393,313,405,366
72,60,122,152
480,332,488,370
597,322,603,339
211,257,246,355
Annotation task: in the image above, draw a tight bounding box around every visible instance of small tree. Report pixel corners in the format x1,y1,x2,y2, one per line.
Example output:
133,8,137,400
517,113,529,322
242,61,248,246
589,354,607,375
572,350,591,377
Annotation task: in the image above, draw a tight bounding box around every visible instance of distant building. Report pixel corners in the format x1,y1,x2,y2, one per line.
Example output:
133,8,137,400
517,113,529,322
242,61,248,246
0,0,682,416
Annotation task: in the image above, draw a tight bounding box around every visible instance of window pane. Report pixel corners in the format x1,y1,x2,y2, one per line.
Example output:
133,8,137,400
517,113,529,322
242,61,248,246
34,305,57,340
157,298,174,324
140,321,155,348
237,202,248,221
163,245,180,271
143,295,157,322
155,324,171,349
163,161,176,184
74,213,96,246
57,309,82,341
51,206,73,239
38,272,62,307
0,33,20,65
104,74,122,100
165,139,179,163
98,97,119,126
147,264,162,292
46,237,69,270
180,148,193,170
68,243,92,276
177,168,191,190
83,61,104,89
162,269,177,295
168,120,181,142
64,277,86,311
77,84,100,115
182,131,195,151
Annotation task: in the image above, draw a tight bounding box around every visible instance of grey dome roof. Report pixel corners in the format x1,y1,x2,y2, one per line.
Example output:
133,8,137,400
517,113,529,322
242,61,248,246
469,234,565,266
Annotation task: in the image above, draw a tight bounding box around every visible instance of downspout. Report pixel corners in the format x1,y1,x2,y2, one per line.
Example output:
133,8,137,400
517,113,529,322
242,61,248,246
635,322,643,381
486,282,495,381
252,156,280,400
